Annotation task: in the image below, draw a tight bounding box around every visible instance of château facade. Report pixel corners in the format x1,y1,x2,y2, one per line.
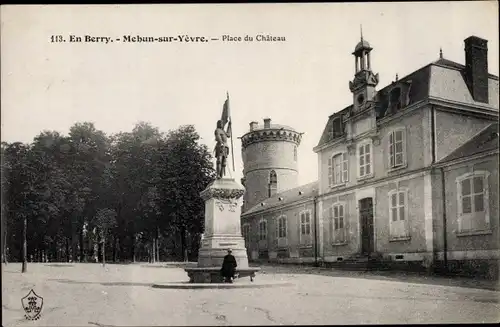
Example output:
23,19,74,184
240,35,499,278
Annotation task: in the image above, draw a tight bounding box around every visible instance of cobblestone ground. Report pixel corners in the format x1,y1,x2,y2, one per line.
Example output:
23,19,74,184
2,263,499,326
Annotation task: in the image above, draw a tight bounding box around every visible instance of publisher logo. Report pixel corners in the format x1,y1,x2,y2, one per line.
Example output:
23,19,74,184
21,289,43,320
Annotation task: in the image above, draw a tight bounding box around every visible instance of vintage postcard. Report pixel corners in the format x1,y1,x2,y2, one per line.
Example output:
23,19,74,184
1,2,499,326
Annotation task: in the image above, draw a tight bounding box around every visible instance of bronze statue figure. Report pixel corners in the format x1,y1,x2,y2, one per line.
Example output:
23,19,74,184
214,119,230,179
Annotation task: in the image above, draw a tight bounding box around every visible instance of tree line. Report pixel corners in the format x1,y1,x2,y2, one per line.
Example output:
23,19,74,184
1,121,216,271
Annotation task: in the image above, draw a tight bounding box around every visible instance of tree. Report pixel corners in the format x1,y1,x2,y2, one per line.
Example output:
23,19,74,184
106,122,164,262
95,208,117,267
67,122,110,262
30,131,72,263
2,142,39,272
157,125,215,261
2,121,216,265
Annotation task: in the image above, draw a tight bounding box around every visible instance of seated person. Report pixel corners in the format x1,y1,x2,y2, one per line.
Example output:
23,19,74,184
220,249,237,283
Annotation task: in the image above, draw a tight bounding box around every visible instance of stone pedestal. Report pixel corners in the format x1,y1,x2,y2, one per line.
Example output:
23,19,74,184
185,178,260,283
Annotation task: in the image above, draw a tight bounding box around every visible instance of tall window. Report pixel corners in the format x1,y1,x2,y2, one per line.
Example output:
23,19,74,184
329,153,348,187
269,170,277,197
457,172,490,233
242,224,251,244
258,220,267,241
389,189,409,238
277,216,287,238
300,211,311,235
330,203,346,243
389,129,406,168
358,143,372,178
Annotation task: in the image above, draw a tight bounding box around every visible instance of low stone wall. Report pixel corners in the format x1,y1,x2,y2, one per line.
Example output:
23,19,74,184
433,259,499,280
250,257,500,280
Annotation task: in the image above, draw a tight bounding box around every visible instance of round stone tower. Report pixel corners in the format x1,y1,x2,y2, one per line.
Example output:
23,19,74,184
240,118,302,212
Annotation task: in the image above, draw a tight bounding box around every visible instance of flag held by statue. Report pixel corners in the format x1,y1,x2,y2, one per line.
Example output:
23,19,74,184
221,95,232,137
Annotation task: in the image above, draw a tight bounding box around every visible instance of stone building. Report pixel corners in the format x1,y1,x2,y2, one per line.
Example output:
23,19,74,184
240,35,499,278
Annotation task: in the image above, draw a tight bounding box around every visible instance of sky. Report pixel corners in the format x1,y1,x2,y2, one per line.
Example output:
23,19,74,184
1,2,499,186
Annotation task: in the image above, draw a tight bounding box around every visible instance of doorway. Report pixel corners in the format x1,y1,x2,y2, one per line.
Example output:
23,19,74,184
359,197,374,256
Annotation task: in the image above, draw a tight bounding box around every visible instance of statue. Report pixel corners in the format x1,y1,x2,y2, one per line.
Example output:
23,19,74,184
214,119,230,179
214,93,234,179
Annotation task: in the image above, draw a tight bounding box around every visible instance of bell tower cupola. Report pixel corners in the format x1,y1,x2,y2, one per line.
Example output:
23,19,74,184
349,26,380,112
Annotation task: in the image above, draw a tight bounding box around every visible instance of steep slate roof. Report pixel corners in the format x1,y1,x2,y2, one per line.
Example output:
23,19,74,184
316,57,499,149
439,123,499,162
242,181,319,217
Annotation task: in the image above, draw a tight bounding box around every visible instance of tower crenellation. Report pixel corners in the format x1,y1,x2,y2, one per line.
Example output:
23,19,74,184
240,118,302,212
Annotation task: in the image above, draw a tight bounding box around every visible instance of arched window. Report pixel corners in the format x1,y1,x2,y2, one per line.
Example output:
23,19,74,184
277,216,287,238
268,170,277,197
328,152,349,187
329,203,347,244
388,128,407,169
299,210,312,246
358,140,373,178
258,220,267,241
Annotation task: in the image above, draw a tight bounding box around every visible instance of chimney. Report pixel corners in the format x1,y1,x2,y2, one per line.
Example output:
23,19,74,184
464,36,489,103
249,121,258,131
264,118,271,128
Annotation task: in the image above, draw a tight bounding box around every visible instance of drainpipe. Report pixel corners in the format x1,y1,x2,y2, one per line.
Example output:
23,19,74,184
440,167,448,273
431,106,436,163
432,105,447,272
313,195,319,267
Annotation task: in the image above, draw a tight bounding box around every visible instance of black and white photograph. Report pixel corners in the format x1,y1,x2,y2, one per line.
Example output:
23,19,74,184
1,2,499,325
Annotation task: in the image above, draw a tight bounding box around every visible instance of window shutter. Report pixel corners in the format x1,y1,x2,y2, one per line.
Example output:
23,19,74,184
328,157,333,187
404,191,409,236
366,144,371,175
401,130,406,165
300,213,304,235
389,132,394,167
307,212,311,234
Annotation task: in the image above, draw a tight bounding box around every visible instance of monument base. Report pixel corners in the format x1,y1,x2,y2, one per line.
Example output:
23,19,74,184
184,266,261,283
184,177,260,283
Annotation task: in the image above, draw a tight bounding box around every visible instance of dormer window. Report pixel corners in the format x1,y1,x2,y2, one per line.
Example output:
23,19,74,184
389,87,402,112
331,117,343,139
406,80,413,106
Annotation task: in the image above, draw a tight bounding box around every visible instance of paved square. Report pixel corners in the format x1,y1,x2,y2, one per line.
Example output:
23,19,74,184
2,263,499,326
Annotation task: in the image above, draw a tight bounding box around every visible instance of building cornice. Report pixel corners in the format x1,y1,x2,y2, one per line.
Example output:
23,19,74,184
242,151,498,217
313,135,347,153
313,96,498,154
241,196,315,218
244,167,298,175
433,149,499,170
318,168,431,200
428,97,499,118
241,128,302,148
376,99,428,127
